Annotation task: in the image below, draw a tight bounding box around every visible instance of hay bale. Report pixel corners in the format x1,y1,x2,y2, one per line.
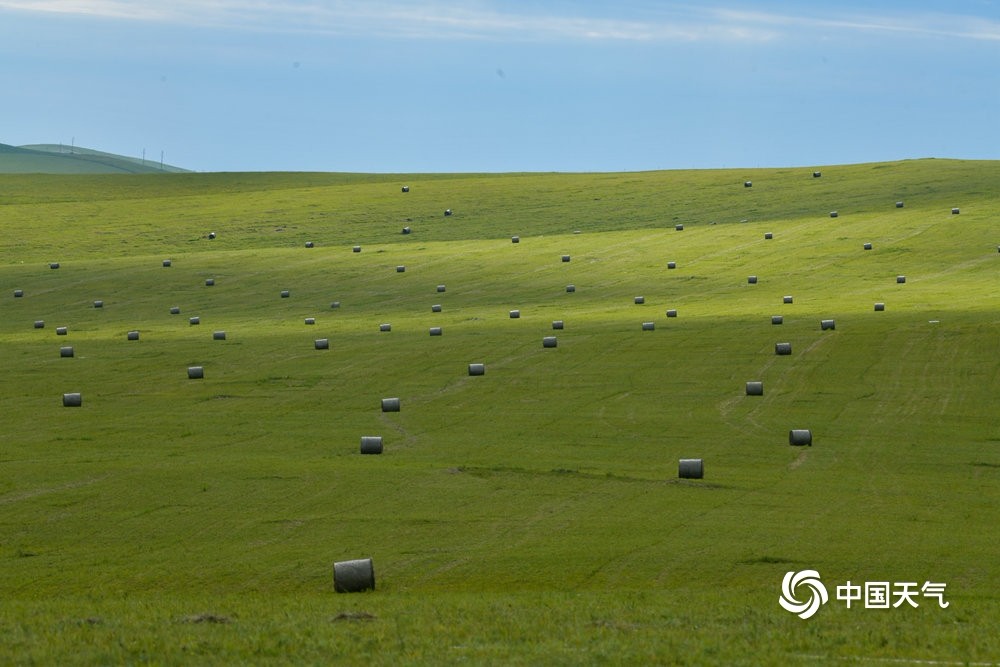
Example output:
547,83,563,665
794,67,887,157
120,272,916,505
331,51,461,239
127,330,140,341
952,207,960,214
14,289,24,297
62,392,82,407
468,363,485,376
396,266,405,273
744,181,752,188
333,558,375,593
667,261,677,269
60,346,74,358
380,323,391,332
746,381,763,396
552,321,564,330
566,285,576,293
208,232,216,240
205,278,215,286
431,304,442,313
213,331,226,340
429,326,443,336
444,209,452,216
402,226,411,235
281,290,290,298
764,232,773,239
678,459,704,479
675,224,684,231
896,201,904,208
864,242,873,250
162,259,172,267
437,285,446,293
821,319,836,331
509,310,520,318
189,317,200,325
642,321,655,331
315,338,329,349
783,296,793,304
93,300,103,308
34,320,44,329
775,342,792,355
331,301,341,309
813,171,821,178
305,241,314,248
188,366,204,379
353,245,362,253
50,262,60,269
511,236,520,243
170,306,181,315
56,326,68,335
360,436,383,455
789,429,812,446
874,302,885,311
634,296,644,305
543,336,558,348
829,211,838,218
401,185,409,193
305,317,316,325
748,276,758,284
381,397,400,412
896,275,906,284
561,255,571,262
771,315,783,325
666,309,677,318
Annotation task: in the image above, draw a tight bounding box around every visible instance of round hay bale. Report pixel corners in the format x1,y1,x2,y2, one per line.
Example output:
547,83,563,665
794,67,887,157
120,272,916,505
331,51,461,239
874,302,885,311
60,346,74,358
666,309,677,318
561,255,571,262
56,326,68,335
34,320,44,329
331,301,341,309
552,320,564,330
333,557,375,593
789,429,813,446
305,241,314,248
775,342,792,355
468,363,485,376
509,309,520,318
315,338,329,349
396,266,405,273
675,224,684,231
896,275,906,284
305,317,316,325
62,392,82,407
813,171,821,178
771,315,783,325
187,366,204,379
444,209,452,216
208,232,216,240
678,459,704,479
50,262,60,269
380,323,391,332
431,304,442,313
429,326,442,336
896,201,904,208
864,242,873,250
821,319,836,330
381,397,400,412
748,276,758,284
281,290,290,298
205,278,215,287
746,381,763,396
952,207,960,215
93,300,103,308
642,321,655,331
353,245,362,253
543,336,558,348
213,331,226,340
764,232,773,239
360,436,383,455
401,185,409,193
511,236,520,243
127,330,140,341
163,259,172,267
783,296,793,304
634,296,644,305
170,306,181,315
402,226,411,235
14,289,23,297
189,317,200,325
744,181,752,188
829,211,838,218
437,285,446,293
667,261,677,269
566,285,576,293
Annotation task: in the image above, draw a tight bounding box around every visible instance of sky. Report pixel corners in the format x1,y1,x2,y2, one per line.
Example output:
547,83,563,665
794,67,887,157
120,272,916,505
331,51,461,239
1,0,999,172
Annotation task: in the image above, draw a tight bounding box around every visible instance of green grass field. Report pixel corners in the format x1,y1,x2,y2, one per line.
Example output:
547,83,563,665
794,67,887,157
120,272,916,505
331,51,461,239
1,160,998,665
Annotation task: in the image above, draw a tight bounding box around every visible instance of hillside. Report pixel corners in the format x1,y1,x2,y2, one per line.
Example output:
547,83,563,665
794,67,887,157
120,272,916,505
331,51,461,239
0,160,997,665
0,142,190,174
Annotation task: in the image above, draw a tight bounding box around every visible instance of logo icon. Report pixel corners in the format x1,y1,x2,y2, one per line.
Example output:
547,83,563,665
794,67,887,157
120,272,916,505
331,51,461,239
780,570,829,619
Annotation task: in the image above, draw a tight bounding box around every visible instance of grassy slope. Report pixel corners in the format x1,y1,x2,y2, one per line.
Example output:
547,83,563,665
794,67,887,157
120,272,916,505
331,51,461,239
0,160,998,665
0,143,189,174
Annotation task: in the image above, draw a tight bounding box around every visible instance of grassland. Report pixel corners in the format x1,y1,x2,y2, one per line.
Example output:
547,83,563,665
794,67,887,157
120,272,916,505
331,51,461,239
1,159,998,665
0,143,189,175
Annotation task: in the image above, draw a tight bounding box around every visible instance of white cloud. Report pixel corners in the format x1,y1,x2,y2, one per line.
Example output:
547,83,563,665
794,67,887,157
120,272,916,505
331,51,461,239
2,0,999,43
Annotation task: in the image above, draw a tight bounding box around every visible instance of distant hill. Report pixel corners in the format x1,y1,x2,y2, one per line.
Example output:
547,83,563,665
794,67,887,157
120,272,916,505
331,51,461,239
0,142,190,174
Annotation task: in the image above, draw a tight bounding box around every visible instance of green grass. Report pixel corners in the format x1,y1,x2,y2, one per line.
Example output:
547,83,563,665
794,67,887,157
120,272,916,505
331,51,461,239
0,143,190,175
1,160,998,665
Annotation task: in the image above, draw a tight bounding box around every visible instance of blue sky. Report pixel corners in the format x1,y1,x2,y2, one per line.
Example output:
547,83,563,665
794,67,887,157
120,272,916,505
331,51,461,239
1,1,999,172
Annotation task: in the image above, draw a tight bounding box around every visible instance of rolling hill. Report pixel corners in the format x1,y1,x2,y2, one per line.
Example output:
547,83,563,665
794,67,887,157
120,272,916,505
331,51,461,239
0,142,190,174
0,160,997,665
